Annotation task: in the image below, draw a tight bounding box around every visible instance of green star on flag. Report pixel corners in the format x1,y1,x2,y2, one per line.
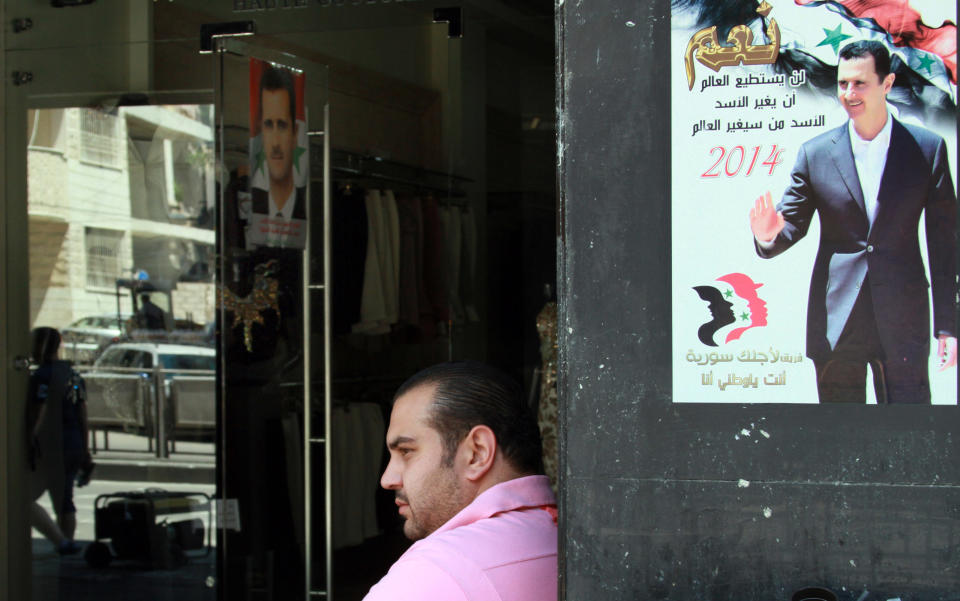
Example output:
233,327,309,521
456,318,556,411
816,24,852,54
293,145,307,176
740,312,750,321
724,289,733,298
915,52,937,75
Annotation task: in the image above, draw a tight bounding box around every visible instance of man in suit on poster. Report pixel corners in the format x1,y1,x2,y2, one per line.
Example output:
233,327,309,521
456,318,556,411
250,63,306,248
749,40,957,403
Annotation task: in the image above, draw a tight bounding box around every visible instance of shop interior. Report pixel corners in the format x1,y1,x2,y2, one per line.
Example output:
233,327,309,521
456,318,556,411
16,2,556,600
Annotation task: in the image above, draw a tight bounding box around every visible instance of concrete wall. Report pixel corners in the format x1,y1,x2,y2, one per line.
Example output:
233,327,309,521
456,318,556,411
558,0,960,599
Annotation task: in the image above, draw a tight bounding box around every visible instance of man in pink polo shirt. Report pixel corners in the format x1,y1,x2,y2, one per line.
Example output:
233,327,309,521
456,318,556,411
363,361,558,601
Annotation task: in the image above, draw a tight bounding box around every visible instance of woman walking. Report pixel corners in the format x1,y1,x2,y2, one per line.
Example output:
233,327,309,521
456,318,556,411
26,326,90,555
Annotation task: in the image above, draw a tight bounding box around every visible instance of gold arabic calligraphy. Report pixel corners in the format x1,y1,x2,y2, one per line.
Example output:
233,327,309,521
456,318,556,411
684,1,781,91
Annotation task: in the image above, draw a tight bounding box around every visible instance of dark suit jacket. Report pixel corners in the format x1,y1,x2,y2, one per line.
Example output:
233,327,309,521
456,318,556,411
251,186,307,220
756,118,957,362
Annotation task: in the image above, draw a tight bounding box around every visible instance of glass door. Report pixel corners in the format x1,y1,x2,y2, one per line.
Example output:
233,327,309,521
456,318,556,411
213,37,331,601
6,41,218,601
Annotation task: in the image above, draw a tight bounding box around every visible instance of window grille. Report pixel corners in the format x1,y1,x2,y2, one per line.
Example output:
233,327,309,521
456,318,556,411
85,227,123,288
79,109,122,168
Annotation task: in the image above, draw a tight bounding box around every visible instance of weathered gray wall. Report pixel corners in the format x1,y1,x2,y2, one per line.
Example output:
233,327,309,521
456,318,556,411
556,1,960,599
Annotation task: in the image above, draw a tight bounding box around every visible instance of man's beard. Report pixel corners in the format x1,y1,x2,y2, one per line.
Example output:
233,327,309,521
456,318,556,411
401,465,465,541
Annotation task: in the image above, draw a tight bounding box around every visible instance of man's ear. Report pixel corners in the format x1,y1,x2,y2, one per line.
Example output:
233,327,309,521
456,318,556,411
459,425,497,482
882,72,895,94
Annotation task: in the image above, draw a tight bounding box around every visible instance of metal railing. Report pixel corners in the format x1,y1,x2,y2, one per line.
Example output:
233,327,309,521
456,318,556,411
75,363,215,458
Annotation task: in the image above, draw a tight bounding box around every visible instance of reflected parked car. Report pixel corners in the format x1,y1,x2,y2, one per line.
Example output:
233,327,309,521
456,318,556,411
85,342,216,441
60,314,130,365
94,342,215,372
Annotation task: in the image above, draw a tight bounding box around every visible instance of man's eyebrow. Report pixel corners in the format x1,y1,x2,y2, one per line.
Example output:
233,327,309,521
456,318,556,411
387,436,416,450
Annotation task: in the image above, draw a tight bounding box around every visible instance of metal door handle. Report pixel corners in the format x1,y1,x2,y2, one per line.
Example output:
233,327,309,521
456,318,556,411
13,356,32,370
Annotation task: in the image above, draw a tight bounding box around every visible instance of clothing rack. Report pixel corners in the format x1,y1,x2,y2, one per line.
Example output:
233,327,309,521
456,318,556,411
487,189,556,212
337,180,471,208
315,147,473,198
219,128,472,198
333,168,469,199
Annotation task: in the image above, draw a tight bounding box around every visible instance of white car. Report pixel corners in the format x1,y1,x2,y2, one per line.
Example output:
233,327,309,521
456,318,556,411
86,342,215,440
60,314,130,364
94,342,215,373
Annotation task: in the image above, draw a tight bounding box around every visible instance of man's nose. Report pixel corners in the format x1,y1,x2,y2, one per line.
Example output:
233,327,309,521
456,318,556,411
380,459,401,490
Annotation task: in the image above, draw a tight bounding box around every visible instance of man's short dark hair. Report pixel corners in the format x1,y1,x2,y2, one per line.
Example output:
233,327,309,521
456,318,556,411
259,64,296,125
839,40,891,80
395,361,544,475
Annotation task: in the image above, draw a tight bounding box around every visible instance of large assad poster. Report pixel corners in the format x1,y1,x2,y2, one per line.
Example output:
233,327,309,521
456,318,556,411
671,1,958,404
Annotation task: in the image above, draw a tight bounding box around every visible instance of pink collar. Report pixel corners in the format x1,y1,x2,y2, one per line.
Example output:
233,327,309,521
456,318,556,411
431,475,557,536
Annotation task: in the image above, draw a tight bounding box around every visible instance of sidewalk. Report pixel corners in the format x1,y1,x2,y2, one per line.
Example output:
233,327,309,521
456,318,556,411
90,430,215,484
32,431,217,601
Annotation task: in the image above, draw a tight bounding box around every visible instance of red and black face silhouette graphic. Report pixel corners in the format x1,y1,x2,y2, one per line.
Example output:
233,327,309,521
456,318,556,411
716,272,767,343
693,285,736,346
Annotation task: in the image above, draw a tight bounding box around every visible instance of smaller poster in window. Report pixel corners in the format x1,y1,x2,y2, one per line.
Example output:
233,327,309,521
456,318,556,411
246,58,308,249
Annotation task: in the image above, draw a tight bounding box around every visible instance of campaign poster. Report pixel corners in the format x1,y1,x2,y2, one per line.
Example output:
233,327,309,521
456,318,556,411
671,1,958,404
245,57,309,249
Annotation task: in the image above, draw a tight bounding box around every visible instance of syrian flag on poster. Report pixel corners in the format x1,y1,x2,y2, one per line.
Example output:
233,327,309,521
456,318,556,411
676,0,956,122
784,1,956,101
797,0,956,82
774,1,956,124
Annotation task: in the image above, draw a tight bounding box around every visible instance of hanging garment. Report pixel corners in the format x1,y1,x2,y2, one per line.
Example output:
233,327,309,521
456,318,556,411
396,195,423,328
459,207,479,322
331,404,352,547
353,190,390,335
281,412,305,555
331,402,386,549
439,205,464,323
419,196,448,338
332,186,368,334
342,403,367,546
382,190,401,326
358,402,384,540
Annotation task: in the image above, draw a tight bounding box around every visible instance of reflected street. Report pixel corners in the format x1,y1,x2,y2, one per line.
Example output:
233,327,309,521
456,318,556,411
32,431,215,601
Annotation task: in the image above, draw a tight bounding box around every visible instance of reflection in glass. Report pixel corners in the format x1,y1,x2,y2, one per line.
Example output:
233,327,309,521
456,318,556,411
27,105,216,601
